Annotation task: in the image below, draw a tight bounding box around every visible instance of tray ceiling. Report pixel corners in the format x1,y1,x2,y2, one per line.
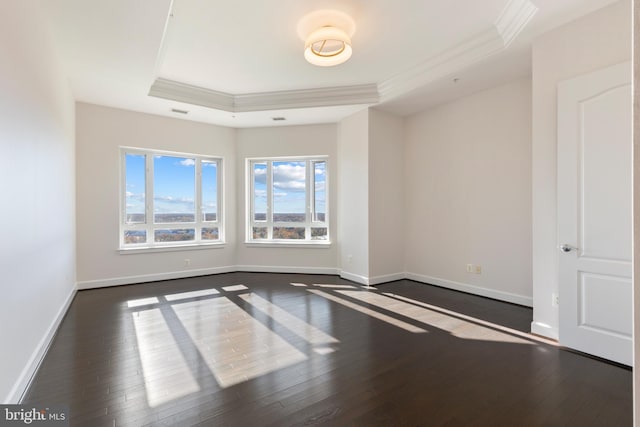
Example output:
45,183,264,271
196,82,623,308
40,0,620,127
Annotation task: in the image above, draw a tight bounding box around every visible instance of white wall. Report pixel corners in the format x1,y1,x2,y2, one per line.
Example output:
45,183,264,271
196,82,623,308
235,125,338,273
404,78,533,306
337,110,370,282
0,0,76,402
531,0,631,338
368,109,406,283
75,103,237,288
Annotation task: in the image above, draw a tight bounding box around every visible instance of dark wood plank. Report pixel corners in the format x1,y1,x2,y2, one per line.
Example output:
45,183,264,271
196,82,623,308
21,272,631,426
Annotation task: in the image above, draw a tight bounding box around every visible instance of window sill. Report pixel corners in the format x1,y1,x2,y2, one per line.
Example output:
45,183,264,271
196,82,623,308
244,241,332,249
119,242,226,254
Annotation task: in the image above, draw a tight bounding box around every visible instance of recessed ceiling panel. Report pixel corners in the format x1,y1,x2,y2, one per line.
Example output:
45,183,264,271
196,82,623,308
158,0,506,94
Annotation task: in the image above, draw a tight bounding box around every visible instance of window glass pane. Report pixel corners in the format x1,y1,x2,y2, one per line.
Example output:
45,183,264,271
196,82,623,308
253,227,268,239
154,156,195,223
273,227,305,239
272,161,305,222
311,227,328,240
202,160,218,221
124,230,146,244
314,161,326,223
154,229,195,242
201,227,219,240
253,163,267,221
125,153,146,224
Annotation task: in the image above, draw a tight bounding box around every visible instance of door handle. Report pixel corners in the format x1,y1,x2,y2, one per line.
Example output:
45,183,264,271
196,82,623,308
560,244,578,253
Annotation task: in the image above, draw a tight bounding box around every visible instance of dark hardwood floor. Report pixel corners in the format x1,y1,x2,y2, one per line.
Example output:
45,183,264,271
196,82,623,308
22,273,631,426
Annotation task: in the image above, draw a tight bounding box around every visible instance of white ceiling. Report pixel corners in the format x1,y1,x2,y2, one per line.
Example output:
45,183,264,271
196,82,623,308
40,0,620,128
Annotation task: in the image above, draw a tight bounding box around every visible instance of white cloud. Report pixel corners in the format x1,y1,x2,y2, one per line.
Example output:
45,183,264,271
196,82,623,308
154,195,194,205
126,192,145,202
253,167,267,184
179,158,195,167
273,163,305,191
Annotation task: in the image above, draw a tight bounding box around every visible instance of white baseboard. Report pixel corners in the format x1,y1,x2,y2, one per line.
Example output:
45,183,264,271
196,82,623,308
369,272,405,286
235,265,339,275
339,271,370,285
6,285,77,404
531,321,559,340
405,272,533,307
76,266,236,290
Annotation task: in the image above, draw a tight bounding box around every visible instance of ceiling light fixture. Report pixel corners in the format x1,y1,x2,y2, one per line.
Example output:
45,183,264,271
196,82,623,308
298,10,356,67
304,26,352,67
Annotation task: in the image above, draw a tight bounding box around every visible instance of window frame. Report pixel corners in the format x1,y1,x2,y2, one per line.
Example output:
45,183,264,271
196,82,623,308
119,147,224,251
246,156,330,245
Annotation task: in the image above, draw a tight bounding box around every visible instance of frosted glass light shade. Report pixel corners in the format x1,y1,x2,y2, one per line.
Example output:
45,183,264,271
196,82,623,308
304,26,352,67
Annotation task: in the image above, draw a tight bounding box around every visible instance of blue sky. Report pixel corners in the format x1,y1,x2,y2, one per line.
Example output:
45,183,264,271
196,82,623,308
126,155,324,219
125,154,218,218
253,161,326,216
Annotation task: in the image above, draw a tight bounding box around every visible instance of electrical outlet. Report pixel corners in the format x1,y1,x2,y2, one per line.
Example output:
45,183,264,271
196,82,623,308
347,254,353,264
552,293,559,307
184,259,191,267
474,265,482,274
466,264,473,273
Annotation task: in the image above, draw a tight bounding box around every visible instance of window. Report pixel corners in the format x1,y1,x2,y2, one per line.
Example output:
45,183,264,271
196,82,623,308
248,157,329,243
121,148,223,249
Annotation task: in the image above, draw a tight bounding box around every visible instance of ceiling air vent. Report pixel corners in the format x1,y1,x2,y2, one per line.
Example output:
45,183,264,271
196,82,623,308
272,117,286,121
171,108,189,114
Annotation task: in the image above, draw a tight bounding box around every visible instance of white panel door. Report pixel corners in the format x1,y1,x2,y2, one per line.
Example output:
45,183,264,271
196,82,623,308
557,62,632,366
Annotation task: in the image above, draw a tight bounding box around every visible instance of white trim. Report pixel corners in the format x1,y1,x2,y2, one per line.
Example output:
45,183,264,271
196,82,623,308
494,0,538,47
119,242,226,254
149,78,380,113
405,272,533,307
243,242,331,249
378,28,504,102
531,321,559,341
76,266,236,290
6,285,77,404
369,272,405,286
339,271,370,286
235,265,339,275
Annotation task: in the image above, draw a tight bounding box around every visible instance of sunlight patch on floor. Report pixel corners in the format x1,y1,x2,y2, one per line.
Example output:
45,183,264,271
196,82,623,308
164,288,220,301
127,297,159,308
382,293,555,346
239,293,339,346
132,308,200,407
308,290,427,333
338,291,533,345
312,284,357,289
171,297,307,388
222,284,249,292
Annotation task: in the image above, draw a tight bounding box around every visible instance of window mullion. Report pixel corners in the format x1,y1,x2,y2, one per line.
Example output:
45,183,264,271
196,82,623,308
267,161,273,240
217,159,223,241
146,154,154,245
195,158,202,242
306,160,312,240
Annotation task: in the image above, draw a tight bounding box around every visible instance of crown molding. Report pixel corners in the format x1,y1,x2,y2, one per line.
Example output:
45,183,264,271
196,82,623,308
149,0,536,114
377,28,504,102
149,78,234,111
378,0,537,103
495,0,538,47
149,78,379,113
